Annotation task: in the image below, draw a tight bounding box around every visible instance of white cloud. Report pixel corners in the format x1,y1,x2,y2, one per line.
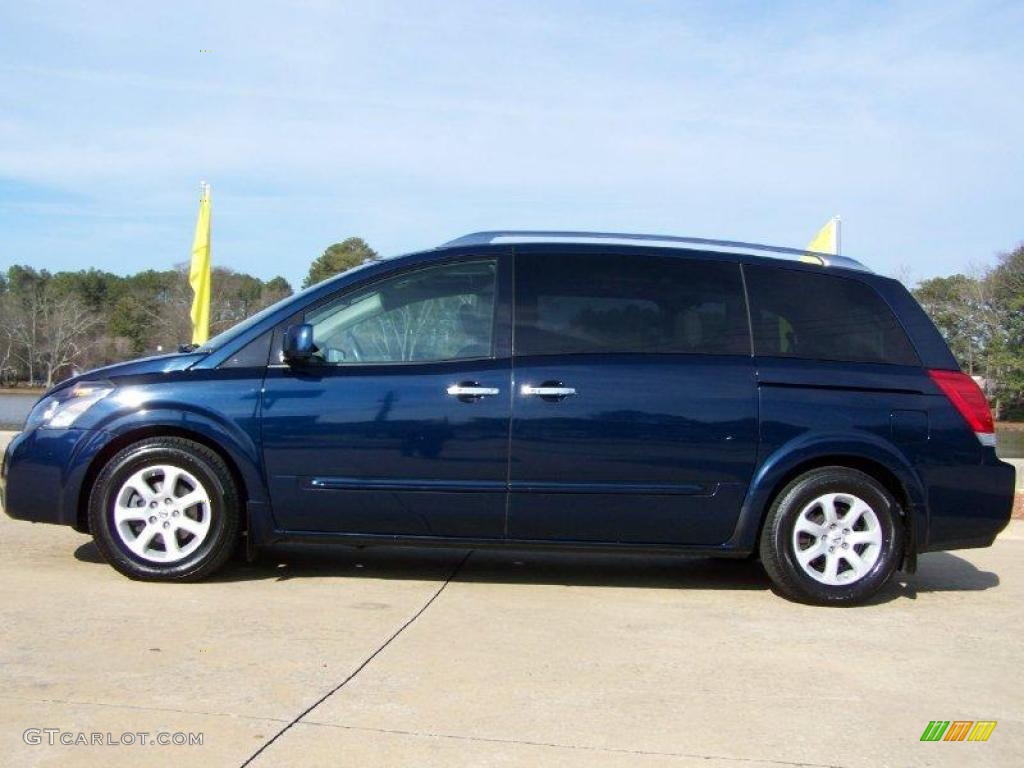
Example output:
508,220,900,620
1,0,1021,285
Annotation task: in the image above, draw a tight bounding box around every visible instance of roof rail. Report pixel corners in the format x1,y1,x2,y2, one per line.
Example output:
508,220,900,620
440,230,872,272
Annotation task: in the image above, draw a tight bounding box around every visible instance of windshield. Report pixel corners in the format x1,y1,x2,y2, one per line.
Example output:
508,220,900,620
201,259,383,351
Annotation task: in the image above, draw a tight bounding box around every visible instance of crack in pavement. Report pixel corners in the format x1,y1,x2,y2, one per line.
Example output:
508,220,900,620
239,549,473,767
296,721,846,768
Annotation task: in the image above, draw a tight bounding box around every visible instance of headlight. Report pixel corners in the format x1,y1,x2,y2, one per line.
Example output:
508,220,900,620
26,382,115,430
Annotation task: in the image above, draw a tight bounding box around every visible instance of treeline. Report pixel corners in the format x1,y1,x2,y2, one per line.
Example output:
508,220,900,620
0,237,379,388
913,244,1024,419
0,265,293,387
1,236,1021,419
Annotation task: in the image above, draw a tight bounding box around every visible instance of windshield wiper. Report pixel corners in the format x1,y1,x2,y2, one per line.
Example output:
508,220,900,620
177,343,200,353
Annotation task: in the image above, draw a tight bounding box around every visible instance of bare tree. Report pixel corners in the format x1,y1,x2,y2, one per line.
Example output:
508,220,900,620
890,263,914,286
5,286,43,384
3,286,99,387
0,293,17,385
38,292,100,387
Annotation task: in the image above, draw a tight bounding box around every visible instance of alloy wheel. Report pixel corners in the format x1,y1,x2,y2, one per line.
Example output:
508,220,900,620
791,492,883,585
112,464,212,563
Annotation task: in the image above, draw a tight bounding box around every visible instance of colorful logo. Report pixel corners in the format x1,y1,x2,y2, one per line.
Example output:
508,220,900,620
920,721,996,742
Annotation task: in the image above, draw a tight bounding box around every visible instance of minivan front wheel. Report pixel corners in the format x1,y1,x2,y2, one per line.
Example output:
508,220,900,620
759,467,903,605
89,437,239,581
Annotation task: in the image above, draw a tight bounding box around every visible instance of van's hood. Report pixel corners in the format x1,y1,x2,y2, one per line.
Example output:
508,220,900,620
47,352,207,396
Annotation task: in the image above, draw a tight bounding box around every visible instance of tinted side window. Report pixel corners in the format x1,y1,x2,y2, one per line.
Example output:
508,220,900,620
745,266,919,365
515,252,749,356
305,260,497,364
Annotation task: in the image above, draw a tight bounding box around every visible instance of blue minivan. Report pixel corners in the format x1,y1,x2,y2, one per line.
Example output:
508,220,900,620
1,232,1015,604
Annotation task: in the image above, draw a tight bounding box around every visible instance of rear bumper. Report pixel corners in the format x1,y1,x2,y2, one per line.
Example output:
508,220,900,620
2,428,96,528
920,453,1016,552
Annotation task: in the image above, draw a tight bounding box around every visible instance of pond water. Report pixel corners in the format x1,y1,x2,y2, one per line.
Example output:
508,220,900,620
0,393,38,429
998,427,1024,459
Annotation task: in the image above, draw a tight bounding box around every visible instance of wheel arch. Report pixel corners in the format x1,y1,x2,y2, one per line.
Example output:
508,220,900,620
76,425,256,534
730,436,927,568
763,455,912,520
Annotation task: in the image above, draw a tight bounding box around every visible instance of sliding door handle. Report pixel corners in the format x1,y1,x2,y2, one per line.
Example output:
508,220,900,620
521,383,577,399
447,383,500,400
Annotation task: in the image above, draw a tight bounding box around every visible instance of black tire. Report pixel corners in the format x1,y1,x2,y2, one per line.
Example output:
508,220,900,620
759,467,903,605
88,437,240,581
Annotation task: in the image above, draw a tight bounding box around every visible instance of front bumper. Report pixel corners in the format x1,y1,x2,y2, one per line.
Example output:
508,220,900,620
2,428,96,528
0,437,9,511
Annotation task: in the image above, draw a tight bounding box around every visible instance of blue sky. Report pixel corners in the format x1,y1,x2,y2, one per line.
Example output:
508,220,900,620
1,0,1021,289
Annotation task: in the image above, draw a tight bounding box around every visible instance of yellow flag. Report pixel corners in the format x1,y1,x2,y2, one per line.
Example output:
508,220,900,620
804,216,840,257
189,182,212,345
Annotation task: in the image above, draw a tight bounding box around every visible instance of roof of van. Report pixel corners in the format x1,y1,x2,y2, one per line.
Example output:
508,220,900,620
439,230,872,273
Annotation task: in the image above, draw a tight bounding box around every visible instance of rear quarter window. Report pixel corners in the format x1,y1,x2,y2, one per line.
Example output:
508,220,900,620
515,252,749,356
744,265,919,366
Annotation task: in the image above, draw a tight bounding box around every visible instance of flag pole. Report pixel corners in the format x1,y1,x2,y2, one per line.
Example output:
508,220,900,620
835,215,842,256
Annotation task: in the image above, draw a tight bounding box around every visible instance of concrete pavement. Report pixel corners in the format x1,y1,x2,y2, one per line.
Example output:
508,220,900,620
1,431,1021,767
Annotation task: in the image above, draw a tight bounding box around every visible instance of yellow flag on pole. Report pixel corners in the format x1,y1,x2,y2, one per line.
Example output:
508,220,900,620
189,182,212,345
804,215,840,256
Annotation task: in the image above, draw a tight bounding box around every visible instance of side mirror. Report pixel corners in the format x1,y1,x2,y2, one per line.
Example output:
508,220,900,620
282,324,316,365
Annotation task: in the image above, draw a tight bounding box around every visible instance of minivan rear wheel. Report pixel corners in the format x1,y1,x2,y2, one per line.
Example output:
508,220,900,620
759,467,903,605
88,437,239,581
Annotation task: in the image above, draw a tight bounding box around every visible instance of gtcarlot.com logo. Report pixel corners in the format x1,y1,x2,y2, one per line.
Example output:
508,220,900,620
23,729,203,747
920,720,997,742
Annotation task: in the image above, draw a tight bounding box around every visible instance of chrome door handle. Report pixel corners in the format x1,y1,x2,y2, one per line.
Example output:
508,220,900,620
521,384,577,397
447,384,500,398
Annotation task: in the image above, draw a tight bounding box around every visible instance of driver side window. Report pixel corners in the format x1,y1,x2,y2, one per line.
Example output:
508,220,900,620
306,259,497,365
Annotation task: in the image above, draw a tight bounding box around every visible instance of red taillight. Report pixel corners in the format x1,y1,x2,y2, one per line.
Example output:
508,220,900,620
928,369,996,444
